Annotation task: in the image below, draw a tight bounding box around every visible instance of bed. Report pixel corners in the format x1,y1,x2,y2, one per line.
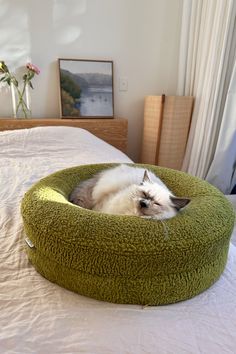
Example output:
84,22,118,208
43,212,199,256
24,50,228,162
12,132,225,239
0,123,236,354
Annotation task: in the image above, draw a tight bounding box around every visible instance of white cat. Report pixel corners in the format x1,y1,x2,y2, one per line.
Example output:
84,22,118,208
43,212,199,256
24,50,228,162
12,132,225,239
69,164,190,220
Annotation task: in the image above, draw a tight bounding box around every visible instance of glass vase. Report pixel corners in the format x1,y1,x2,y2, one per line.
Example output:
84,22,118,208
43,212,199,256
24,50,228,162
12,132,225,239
11,82,31,119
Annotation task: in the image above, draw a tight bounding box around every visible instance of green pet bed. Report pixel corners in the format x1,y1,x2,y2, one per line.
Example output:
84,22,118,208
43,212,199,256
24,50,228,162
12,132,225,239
21,163,235,305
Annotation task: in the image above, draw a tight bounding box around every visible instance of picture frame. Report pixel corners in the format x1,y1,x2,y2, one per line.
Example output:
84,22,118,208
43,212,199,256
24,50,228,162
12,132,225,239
58,58,114,118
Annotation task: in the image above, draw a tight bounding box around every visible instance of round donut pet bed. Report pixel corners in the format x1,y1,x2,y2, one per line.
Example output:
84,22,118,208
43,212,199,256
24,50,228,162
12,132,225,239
21,163,235,305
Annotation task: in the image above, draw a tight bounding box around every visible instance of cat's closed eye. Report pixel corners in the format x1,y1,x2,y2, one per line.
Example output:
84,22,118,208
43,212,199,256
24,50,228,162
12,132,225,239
142,192,149,199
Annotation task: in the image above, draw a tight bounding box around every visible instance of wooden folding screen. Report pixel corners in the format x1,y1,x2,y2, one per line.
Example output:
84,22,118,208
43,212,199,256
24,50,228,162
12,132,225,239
141,95,194,170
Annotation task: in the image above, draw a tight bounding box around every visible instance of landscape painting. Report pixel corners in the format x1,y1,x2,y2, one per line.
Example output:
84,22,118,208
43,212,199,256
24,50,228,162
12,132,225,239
58,59,114,118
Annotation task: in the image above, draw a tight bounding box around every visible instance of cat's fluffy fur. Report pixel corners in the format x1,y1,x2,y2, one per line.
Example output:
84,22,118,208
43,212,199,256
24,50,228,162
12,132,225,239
69,165,190,220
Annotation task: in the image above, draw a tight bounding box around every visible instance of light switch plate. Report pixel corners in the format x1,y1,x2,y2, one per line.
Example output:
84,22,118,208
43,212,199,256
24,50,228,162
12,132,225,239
119,77,128,91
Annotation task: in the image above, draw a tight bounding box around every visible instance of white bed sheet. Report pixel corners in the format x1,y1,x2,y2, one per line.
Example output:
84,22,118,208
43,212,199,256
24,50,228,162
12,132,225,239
0,126,236,354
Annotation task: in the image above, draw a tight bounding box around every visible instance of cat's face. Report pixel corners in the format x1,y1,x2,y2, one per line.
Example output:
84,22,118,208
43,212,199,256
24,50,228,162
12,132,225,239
132,184,176,219
130,171,190,220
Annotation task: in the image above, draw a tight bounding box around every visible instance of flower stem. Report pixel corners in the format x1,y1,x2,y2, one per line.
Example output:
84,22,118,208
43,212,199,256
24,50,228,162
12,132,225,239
14,81,29,118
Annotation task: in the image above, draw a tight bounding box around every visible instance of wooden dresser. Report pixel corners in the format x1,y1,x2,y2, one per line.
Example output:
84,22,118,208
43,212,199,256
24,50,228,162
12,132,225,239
0,118,128,153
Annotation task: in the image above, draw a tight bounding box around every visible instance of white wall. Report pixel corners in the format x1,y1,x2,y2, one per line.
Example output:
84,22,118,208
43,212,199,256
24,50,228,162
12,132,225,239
0,0,183,161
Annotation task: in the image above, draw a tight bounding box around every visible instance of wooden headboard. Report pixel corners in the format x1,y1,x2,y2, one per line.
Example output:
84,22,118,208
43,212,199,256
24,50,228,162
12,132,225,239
0,118,128,153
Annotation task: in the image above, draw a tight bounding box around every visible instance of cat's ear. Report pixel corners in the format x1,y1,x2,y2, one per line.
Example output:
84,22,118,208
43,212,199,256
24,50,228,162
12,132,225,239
142,170,151,183
170,196,191,210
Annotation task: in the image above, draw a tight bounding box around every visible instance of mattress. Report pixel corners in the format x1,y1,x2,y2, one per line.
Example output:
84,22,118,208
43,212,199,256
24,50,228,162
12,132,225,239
0,126,236,354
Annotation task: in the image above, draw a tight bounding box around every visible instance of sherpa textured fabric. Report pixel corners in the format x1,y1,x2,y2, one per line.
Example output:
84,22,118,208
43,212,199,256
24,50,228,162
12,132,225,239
21,163,235,305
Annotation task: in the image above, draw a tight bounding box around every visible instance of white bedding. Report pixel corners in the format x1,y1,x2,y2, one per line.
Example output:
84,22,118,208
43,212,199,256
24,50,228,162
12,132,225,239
0,126,236,354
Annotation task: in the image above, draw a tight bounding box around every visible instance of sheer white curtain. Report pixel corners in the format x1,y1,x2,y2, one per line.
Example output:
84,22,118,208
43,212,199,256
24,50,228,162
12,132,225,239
206,61,236,194
177,0,236,186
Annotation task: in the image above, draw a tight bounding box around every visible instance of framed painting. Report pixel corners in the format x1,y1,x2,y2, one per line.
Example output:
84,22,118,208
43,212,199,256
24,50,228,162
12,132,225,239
58,58,114,118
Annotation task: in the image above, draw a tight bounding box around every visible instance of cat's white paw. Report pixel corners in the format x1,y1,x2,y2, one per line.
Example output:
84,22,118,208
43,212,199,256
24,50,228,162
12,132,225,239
141,215,157,220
